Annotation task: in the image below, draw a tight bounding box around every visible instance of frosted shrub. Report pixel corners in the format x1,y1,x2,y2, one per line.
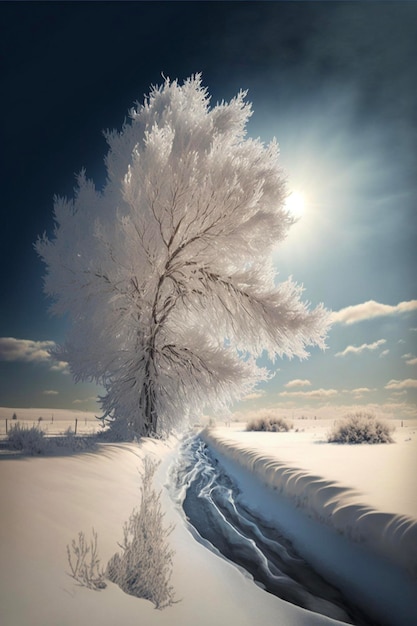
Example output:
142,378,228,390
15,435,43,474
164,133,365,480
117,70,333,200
97,416,135,442
246,413,292,432
106,457,176,609
51,432,97,453
7,423,48,454
328,412,394,444
67,529,107,590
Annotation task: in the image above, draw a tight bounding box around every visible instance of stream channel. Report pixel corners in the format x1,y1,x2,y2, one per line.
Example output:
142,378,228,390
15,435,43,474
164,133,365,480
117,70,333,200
170,434,379,626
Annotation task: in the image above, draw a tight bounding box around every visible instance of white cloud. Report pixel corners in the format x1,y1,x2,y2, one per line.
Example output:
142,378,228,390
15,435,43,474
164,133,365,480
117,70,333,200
335,339,386,357
284,379,312,389
0,337,55,363
384,378,417,390
73,396,98,405
379,349,389,358
279,388,338,399
332,299,417,325
351,387,375,395
402,354,417,365
43,390,59,396
0,337,69,374
50,360,71,374
235,399,416,422
242,391,266,401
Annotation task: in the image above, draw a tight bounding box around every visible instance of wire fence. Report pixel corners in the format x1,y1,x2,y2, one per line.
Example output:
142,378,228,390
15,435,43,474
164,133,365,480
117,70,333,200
0,417,103,440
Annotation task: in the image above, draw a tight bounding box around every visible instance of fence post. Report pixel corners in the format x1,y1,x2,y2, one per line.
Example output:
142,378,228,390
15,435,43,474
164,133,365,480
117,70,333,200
5,419,8,434
74,418,78,435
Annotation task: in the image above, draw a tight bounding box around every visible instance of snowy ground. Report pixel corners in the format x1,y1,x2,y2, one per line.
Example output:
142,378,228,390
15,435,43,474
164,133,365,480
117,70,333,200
0,406,102,438
203,418,417,625
1,414,416,625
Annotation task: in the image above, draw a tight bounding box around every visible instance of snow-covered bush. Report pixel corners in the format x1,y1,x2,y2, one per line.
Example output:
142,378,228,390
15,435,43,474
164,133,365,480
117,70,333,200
7,423,48,454
96,416,135,442
51,432,97,453
246,413,292,432
67,529,106,590
106,457,176,608
327,412,394,444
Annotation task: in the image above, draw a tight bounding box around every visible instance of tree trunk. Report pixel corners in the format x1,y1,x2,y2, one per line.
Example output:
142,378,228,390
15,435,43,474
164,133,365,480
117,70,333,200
141,367,158,436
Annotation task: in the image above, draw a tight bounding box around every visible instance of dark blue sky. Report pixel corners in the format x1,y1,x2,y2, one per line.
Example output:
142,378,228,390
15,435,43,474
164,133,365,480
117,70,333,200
1,1,416,416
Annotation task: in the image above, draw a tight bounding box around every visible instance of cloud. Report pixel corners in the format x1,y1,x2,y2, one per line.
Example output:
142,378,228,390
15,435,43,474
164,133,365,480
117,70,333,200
379,349,389,358
284,379,312,388
242,391,266,401
73,396,99,405
50,360,71,374
0,337,55,363
43,390,59,395
304,4,417,126
332,300,417,325
384,379,417,390
335,339,386,357
0,337,69,373
351,387,375,395
279,388,338,399
402,354,417,365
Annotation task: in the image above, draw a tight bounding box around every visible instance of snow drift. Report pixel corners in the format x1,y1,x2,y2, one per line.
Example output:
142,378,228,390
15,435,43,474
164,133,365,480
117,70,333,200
202,427,417,626
202,429,417,577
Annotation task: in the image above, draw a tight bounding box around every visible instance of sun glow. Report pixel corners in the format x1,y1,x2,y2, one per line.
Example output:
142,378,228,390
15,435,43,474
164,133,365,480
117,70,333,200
285,191,306,219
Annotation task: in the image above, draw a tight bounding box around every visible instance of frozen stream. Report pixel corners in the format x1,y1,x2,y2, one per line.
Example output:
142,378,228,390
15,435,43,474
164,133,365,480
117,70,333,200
170,435,379,626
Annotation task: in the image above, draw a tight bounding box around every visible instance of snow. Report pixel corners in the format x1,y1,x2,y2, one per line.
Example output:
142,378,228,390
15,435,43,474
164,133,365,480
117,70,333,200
0,407,101,437
202,418,417,625
1,414,417,625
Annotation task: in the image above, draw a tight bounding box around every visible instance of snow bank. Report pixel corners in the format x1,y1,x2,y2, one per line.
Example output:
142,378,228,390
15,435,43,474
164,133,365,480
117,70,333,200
202,424,417,626
0,436,345,626
202,428,417,576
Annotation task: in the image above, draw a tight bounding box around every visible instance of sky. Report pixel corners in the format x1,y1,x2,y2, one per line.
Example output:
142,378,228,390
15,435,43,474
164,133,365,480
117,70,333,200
1,1,416,421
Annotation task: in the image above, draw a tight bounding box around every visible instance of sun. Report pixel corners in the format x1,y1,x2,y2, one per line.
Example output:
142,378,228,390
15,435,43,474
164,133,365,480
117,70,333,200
284,191,306,219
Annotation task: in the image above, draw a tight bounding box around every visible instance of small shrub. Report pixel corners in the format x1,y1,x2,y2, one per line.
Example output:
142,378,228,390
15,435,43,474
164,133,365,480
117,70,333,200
52,432,97,453
328,412,394,444
7,423,48,454
246,413,292,433
12,412,17,420
97,417,135,442
106,457,176,609
67,529,106,590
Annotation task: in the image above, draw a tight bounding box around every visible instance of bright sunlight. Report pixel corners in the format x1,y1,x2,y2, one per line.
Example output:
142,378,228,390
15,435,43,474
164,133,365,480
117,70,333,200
285,191,305,219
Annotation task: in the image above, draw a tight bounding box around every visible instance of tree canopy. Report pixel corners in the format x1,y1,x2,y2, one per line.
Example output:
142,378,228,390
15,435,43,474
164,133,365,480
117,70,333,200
36,75,329,437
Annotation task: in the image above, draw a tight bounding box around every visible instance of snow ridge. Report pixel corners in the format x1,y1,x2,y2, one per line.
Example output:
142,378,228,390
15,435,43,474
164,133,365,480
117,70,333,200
202,430,417,579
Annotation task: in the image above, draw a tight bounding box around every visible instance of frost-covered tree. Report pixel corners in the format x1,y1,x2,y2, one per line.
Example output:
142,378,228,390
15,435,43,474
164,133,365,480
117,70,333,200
36,75,329,437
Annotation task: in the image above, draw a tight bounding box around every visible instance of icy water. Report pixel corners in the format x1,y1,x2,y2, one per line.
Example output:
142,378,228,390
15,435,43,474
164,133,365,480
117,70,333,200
170,435,379,626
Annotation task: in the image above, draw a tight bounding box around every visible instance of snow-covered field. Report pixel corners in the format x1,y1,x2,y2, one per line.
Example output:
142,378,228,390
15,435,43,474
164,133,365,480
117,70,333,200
1,414,416,625
0,407,101,438
203,419,417,625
